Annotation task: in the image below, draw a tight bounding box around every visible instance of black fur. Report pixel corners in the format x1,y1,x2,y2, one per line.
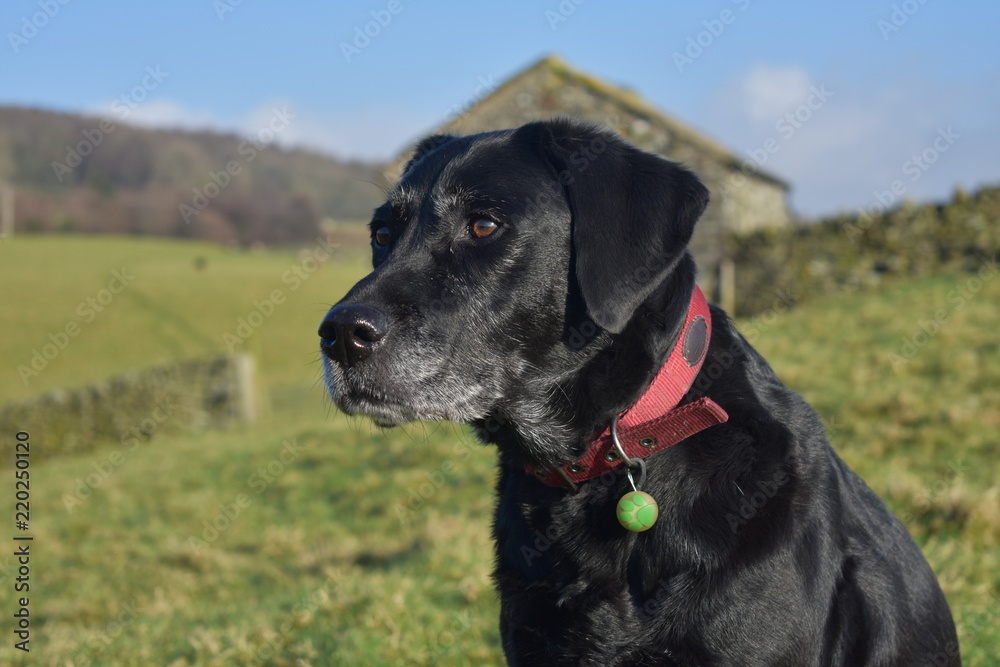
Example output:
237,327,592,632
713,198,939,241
319,119,960,666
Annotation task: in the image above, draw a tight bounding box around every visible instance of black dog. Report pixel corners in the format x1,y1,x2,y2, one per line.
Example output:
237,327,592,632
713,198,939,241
319,119,959,665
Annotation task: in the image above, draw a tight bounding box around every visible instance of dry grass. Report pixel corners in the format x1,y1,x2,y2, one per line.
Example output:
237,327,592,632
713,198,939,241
0,237,996,665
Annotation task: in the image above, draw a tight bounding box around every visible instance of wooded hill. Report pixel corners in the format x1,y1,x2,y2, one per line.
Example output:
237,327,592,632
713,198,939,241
3,105,997,287
0,106,386,244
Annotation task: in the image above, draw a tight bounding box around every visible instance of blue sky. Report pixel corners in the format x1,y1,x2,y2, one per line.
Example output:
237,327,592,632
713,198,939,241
2,0,998,217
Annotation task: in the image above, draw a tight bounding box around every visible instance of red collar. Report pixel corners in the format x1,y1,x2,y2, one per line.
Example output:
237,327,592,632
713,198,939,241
527,286,729,488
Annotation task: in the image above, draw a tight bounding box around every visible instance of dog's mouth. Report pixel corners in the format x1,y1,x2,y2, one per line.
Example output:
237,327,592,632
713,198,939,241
332,385,424,427
322,355,496,427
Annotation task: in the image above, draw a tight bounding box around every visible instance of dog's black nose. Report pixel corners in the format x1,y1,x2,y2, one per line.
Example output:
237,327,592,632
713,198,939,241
318,305,389,367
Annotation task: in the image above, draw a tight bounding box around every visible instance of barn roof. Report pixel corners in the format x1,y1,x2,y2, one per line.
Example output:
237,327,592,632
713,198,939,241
385,55,790,190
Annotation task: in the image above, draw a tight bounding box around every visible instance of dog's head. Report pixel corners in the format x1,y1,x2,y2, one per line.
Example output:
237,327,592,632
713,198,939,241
319,119,708,432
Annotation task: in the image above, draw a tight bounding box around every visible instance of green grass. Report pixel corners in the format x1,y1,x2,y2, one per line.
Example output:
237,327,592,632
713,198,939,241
0,235,371,405
0,236,997,665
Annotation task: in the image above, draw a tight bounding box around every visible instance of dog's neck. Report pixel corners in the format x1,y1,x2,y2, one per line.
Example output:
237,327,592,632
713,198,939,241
477,258,698,469
526,286,726,488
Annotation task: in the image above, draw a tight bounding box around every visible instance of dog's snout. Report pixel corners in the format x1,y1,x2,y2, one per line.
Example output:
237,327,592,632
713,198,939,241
319,305,389,367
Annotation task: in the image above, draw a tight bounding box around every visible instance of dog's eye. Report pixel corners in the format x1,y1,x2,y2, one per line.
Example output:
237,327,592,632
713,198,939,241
373,226,390,247
469,219,499,239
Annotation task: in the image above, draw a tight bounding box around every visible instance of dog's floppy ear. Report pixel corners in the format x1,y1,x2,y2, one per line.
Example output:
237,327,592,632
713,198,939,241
529,119,709,334
400,134,456,177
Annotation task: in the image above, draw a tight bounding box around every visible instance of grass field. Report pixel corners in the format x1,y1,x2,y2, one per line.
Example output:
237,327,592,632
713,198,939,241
0,236,997,665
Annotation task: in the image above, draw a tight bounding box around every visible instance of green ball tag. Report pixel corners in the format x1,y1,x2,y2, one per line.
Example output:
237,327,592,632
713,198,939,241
616,491,659,532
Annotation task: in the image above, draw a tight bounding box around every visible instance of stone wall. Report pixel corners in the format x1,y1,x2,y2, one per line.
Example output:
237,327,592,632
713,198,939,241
0,353,257,463
727,185,999,316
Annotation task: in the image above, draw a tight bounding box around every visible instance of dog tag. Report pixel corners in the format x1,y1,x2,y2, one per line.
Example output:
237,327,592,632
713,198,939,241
617,459,658,531
617,491,659,532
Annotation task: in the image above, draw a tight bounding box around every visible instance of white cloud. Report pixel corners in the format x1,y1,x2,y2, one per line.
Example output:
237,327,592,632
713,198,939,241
86,98,217,131
84,96,434,163
700,64,1000,217
237,102,436,162
738,64,813,123
121,99,217,131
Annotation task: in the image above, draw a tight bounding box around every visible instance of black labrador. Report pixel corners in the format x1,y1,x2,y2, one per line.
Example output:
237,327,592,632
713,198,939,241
319,119,959,666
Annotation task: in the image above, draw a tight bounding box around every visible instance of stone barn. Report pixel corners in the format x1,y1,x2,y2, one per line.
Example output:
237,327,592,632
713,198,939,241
385,55,793,310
